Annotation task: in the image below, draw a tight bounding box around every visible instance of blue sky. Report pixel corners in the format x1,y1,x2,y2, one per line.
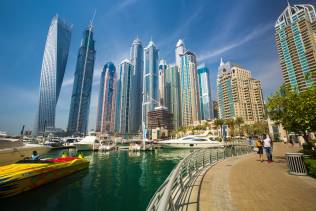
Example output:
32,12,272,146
0,0,314,135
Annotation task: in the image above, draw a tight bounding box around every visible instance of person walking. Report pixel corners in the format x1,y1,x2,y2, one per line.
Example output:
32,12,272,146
255,136,264,162
283,136,287,145
263,134,273,162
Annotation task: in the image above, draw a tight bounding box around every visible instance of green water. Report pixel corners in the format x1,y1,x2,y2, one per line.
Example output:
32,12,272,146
2,149,193,211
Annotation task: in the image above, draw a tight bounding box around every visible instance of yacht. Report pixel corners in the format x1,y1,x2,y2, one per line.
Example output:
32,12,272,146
74,136,100,151
0,138,51,166
159,135,223,149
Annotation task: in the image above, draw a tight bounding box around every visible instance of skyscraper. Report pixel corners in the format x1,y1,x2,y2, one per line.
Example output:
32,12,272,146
67,23,96,135
96,62,116,134
175,39,185,68
197,65,214,120
179,50,200,126
158,59,167,105
34,15,72,135
164,64,181,129
129,38,144,133
114,59,134,134
217,59,265,124
275,3,316,92
143,40,159,128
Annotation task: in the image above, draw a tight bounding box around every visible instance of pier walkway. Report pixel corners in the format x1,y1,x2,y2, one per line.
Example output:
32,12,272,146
183,143,316,211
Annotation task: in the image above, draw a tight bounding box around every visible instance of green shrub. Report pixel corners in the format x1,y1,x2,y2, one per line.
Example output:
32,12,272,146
304,159,316,178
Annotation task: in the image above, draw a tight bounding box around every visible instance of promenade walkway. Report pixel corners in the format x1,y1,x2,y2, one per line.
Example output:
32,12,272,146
185,143,316,211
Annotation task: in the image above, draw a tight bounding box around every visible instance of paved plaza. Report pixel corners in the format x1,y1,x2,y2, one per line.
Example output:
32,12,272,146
184,143,316,211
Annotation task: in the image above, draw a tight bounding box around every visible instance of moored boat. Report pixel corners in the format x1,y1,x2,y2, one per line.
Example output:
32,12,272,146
0,157,89,198
159,135,223,149
74,136,100,151
0,138,51,166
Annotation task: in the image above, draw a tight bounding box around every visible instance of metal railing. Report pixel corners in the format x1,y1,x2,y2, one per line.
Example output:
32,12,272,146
146,145,253,211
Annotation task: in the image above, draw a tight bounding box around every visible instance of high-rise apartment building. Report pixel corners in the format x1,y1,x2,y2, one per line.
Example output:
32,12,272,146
158,59,167,105
129,38,144,133
197,65,214,120
142,41,159,128
67,24,96,135
217,59,265,124
164,65,181,129
96,62,116,134
114,59,134,134
34,16,72,135
179,50,200,126
275,3,316,91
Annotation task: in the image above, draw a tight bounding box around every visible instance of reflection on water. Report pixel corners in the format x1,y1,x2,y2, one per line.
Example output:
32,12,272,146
1,148,192,211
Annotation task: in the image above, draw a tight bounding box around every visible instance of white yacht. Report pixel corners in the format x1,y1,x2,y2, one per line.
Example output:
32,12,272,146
159,135,223,149
0,138,51,166
74,136,100,151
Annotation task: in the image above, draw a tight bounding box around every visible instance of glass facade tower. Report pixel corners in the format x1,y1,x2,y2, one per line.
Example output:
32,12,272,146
34,16,72,135
142,41,159,128
67,25,96,135
159,59,167,105
197,65,214,120
164,65,181,129
179,50,200,126
114,59,134,134
96,62,116,134
129,38,144,133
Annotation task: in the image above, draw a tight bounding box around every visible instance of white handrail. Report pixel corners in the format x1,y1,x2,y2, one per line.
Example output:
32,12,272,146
147,144,252,211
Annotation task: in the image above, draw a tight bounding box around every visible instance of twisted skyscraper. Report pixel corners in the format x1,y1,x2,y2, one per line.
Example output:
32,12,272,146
34,16,72,135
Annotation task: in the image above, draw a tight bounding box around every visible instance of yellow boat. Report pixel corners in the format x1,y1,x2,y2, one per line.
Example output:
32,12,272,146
0,157,89,198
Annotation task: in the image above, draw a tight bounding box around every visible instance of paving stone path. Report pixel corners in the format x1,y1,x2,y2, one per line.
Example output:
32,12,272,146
196,143,316,211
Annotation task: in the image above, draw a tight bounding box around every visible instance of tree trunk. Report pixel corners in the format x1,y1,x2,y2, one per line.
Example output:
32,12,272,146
303,132,309,144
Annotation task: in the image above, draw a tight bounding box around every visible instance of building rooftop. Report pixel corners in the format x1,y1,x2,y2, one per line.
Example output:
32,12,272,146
176,39,184,47
275,4,316,27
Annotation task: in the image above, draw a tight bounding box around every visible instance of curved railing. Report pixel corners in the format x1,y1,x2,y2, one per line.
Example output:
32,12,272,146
146,144,253,211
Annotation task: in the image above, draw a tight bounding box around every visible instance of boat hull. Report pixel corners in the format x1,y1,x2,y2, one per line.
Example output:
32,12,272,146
74,143,99,151
0,158,89,198
0,145,51,166
160,143,223,149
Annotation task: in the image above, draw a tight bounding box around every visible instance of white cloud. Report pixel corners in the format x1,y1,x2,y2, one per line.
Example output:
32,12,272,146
62,77,74,87
197,23,273,62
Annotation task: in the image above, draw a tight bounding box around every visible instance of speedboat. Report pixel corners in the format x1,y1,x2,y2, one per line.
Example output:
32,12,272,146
74,136,100,151
99,140,116,151
159,135,223,149
0,138,51,166
0,157,89,198
44,137,63,147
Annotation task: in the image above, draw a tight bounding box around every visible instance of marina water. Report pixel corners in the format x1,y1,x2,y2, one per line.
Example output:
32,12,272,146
1,148,194,211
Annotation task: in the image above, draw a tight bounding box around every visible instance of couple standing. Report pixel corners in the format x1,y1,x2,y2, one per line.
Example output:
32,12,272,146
256,134,273,163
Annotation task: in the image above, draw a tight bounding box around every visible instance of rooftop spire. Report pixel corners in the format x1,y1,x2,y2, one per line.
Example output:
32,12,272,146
89,9,96,31
220,57,224,66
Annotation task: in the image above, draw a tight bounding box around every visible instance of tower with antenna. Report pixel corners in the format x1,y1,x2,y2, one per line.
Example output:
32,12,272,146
67,11,96,135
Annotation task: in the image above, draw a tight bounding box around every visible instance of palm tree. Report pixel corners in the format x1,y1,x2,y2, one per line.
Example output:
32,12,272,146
235,117,244,137
225,118,235,138
214,119,225,140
